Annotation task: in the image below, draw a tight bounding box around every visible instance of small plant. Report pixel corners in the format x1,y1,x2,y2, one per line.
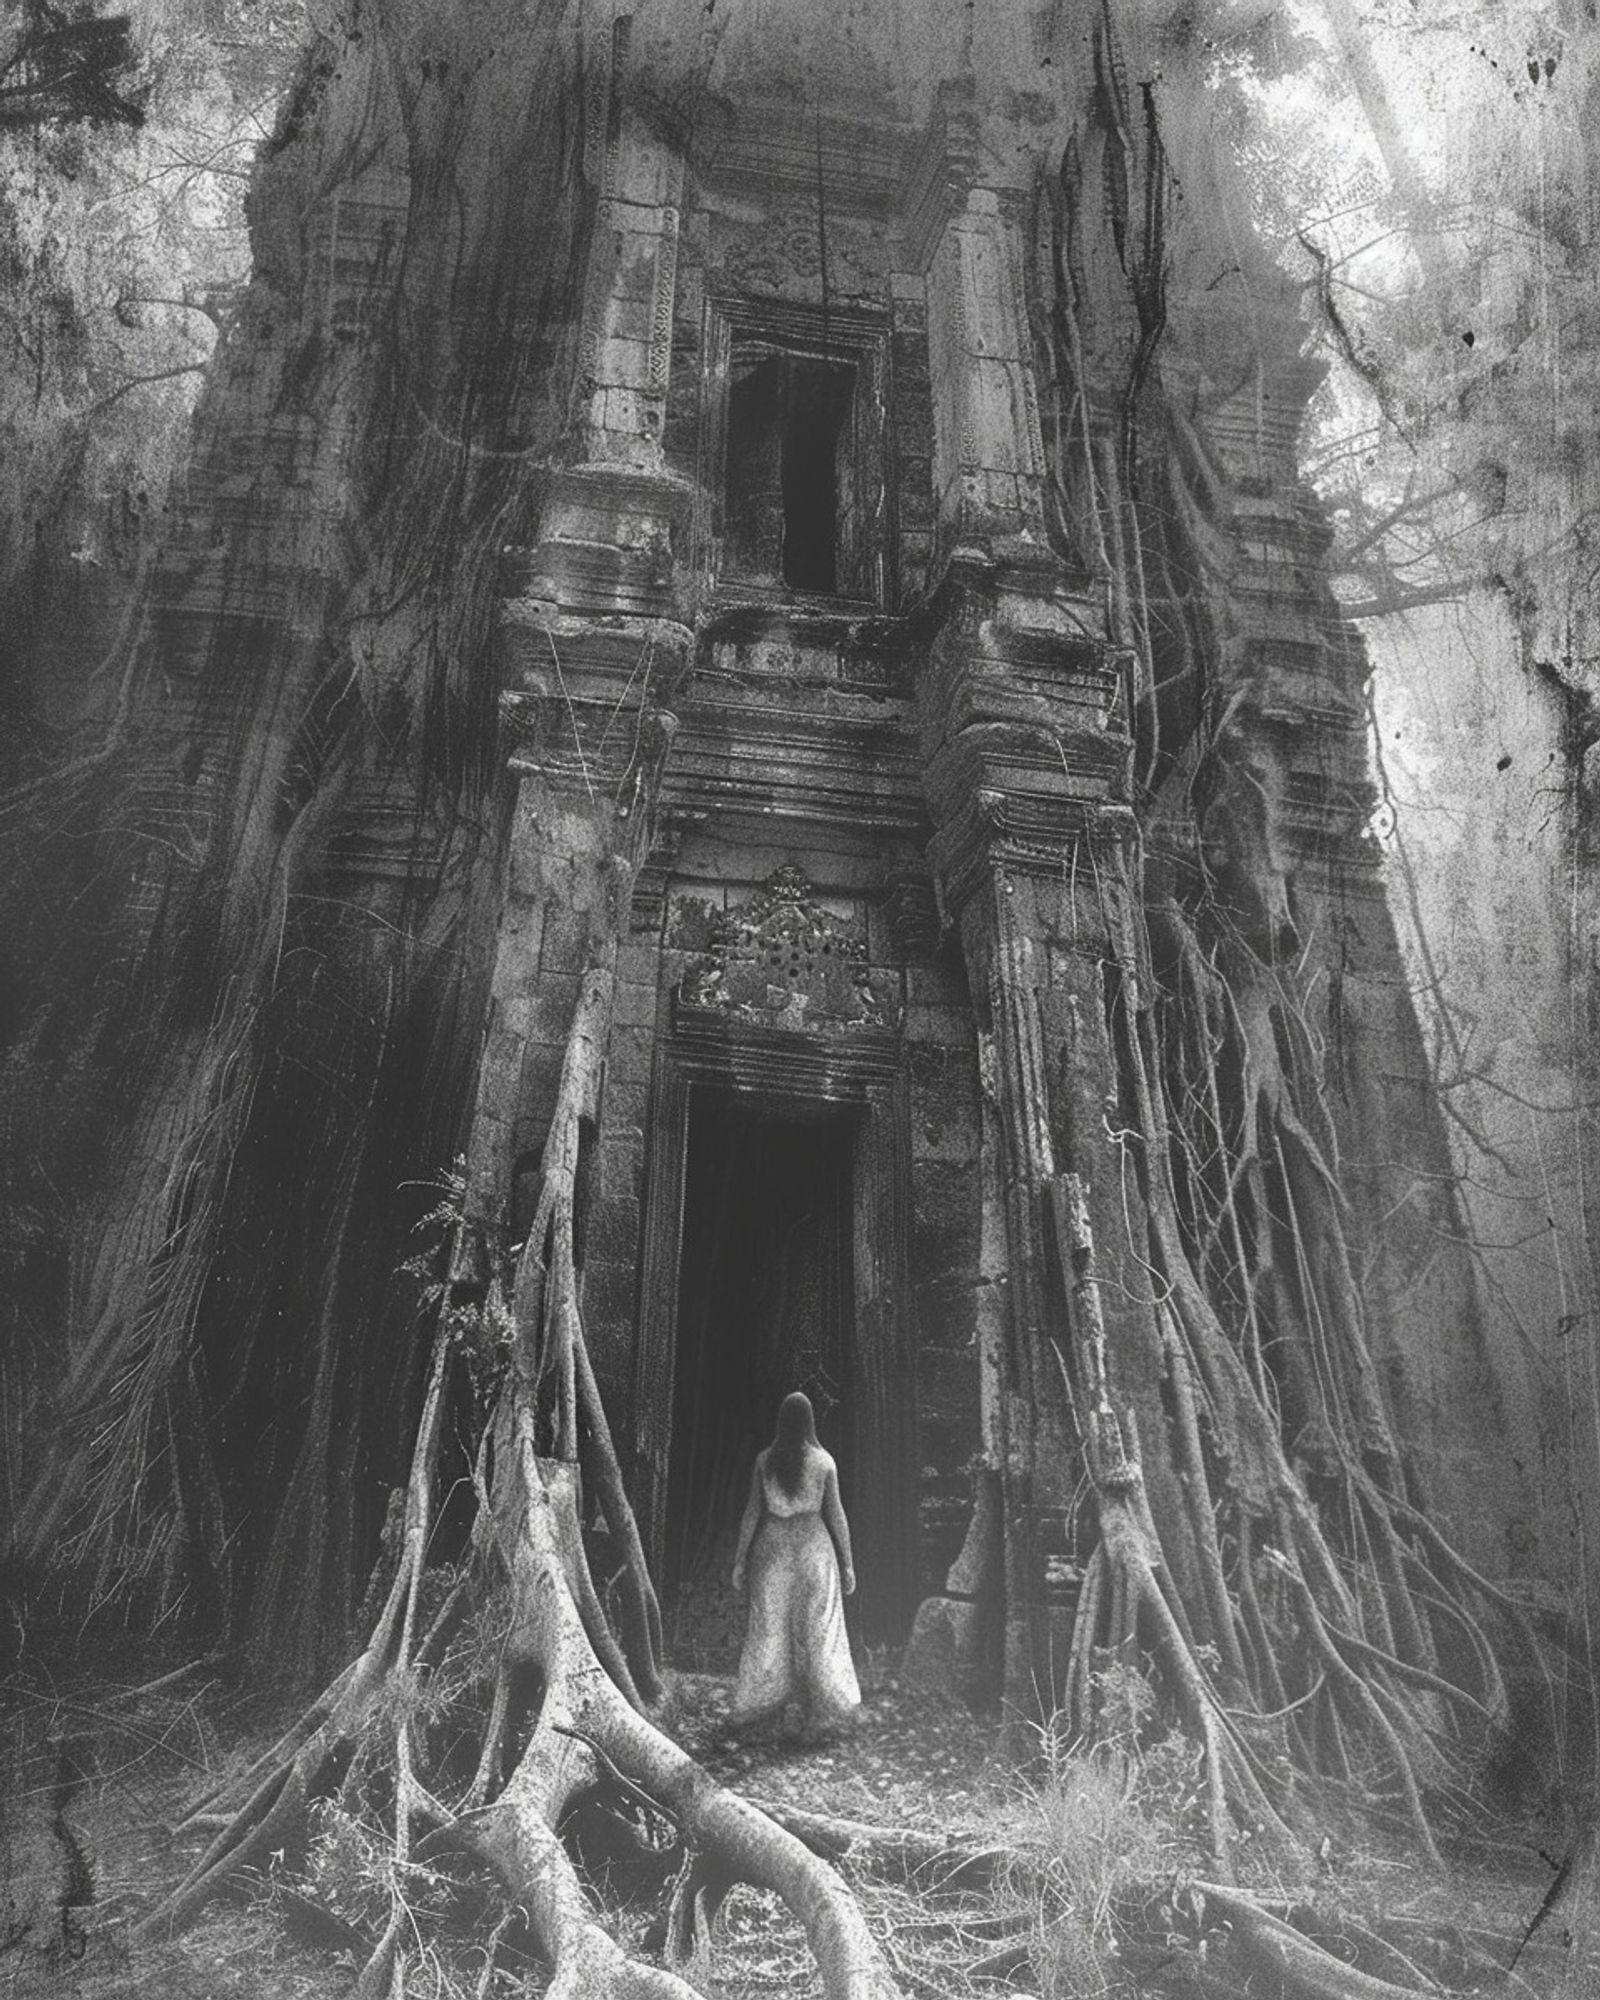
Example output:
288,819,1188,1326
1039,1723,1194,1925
400,1162,517,1402
1010,1660,1206,1997
304,1795,397,1938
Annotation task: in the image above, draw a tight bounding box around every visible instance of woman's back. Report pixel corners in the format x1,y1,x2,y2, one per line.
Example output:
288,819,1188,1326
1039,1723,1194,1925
733,1417,860,1736
759,1442,831,1518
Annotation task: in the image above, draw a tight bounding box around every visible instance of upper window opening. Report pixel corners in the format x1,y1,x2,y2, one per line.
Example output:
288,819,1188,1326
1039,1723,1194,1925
724,342,868,598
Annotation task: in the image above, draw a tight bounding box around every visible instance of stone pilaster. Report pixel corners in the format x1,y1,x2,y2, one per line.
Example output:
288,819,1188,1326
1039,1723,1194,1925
911,540,1136,1707
923,183,1049,550
463,32,704,1311
576,95,683,474
520,30,693,624
461,634,686,1229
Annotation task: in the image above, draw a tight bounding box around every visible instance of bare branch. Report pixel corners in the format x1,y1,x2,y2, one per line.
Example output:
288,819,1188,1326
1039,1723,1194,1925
79,360,206,419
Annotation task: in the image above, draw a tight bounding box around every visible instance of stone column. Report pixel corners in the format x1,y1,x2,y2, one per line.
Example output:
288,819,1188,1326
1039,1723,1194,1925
912,545,1138,1709
530,27,692,623
923,177,1049,549
907,96,1146,1708
460,664,685,1235
463,29,695,1233
576,99,681,473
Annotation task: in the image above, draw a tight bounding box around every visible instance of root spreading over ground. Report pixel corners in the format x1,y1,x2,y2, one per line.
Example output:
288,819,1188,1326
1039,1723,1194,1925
123,911,1555,2000
136,962,903,2000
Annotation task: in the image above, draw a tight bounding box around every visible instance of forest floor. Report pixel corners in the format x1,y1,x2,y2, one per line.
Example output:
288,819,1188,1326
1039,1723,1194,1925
1,1644,1593,2000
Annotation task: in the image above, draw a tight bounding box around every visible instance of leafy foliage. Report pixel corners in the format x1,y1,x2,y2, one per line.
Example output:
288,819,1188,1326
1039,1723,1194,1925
0,0,302,755
399,1161,515,1400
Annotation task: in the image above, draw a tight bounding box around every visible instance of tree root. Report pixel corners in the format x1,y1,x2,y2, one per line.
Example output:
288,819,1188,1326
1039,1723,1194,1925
453,1443,902,2000
967,1936,1034,1983
137,940,903,1999
143,1392,899,1997
1078,1456,1298,1876
1049,1177,1296,1874
1034,863,1532,1875
749,1801,1014,1893
1185,1881,1445,2000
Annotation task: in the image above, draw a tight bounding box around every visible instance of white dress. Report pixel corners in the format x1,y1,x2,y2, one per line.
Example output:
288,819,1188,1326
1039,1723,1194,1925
732,1455,861,1730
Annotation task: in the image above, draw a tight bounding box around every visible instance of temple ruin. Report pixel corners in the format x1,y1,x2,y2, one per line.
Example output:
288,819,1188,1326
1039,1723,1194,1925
6,0,1560,1812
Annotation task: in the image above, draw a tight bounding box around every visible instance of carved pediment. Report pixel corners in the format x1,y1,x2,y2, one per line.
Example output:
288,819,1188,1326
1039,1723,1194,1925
675,865,889,1032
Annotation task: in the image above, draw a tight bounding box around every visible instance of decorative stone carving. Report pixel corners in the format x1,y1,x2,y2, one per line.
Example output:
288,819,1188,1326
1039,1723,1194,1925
581,24,611,188
676,866,889,1031
648,213,678,393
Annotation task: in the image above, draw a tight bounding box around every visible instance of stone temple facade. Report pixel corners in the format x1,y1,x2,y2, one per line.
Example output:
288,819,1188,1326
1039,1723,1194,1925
437,1,1519,1679
479,41,1052,1646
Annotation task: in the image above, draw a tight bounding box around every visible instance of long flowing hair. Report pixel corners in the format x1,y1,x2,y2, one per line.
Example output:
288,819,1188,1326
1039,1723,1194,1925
768,1390,818,1499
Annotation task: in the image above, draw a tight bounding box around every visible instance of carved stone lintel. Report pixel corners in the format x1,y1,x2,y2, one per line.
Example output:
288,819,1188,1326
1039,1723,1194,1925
675,866,890,1033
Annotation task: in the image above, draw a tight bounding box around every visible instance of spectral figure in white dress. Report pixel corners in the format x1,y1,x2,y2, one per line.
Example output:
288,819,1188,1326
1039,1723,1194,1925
729,1392,861,1738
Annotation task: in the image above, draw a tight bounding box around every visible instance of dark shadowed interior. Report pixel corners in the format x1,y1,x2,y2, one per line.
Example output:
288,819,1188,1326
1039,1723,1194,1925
725,348,857,592
663,1088,858,1618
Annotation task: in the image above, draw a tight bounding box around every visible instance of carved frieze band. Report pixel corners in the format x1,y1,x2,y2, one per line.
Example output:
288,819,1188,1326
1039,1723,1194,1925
928,796,1138,918
581,24,611,189
648,211,679,393
604,14,629,194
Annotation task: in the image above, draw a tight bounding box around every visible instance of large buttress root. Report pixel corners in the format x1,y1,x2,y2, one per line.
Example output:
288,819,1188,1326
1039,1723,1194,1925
1041,890,1524,1873
138,958,902,2000
146,1304,456,1938
1184,1883,1447,2000
458,1450,896,2000
1020,32,1541,1866
1048,1182,1294,1876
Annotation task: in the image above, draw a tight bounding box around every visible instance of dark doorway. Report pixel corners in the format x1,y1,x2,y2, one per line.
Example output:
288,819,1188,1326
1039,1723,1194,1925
663,1089,858,1654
